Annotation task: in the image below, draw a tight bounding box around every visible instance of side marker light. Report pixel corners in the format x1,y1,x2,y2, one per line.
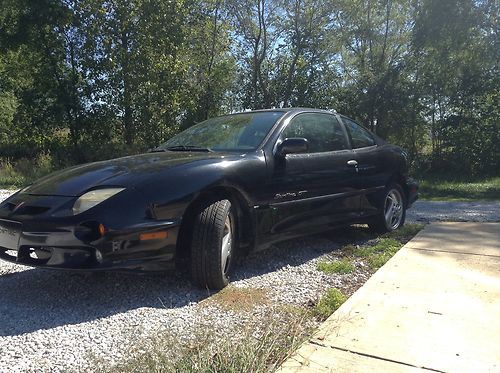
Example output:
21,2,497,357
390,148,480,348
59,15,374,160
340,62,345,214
139,231,168,241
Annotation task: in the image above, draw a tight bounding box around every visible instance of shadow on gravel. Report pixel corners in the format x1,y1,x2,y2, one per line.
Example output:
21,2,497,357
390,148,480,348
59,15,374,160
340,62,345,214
0,269,207,336
0,226,370,337
231,226,371,282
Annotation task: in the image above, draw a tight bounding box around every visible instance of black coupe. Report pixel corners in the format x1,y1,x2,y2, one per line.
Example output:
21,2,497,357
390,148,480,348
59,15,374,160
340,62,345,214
0,108,418,289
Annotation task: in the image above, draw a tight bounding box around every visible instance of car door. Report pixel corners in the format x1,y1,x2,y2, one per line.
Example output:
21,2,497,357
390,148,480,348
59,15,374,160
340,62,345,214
264,112,360,238
340,116,385,216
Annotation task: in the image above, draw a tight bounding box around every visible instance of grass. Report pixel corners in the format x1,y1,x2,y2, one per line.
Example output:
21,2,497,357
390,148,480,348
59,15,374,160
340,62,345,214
348,224,424,269
110,308,313,373
364,238,402,269
347,238,402,269
0,155,54,189
313,288,347,320
382,223,424,241
418,176,500,201
100,224,424,372
327,223,425,273
317,259,354,274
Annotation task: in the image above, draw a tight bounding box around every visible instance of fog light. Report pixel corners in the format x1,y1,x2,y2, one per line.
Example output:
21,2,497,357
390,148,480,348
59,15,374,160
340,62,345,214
95,249,103,263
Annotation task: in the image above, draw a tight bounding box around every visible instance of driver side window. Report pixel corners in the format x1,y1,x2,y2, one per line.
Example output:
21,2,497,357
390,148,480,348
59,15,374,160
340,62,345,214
281,113,348,153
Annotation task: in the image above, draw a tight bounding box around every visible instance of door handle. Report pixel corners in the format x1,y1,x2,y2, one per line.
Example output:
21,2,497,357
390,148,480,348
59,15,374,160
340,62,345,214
347,160,358,167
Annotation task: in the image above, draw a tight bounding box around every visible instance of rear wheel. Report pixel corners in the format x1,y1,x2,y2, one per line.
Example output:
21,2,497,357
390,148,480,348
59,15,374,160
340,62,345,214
368,184,406,233
190,199,235,290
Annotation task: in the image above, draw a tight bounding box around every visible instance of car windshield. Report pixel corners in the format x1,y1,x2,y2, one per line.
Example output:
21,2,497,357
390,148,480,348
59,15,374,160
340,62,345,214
159,111,285,151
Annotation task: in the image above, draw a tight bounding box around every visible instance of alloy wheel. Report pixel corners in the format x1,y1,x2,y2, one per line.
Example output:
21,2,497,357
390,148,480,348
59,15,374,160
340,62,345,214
384,189,404,230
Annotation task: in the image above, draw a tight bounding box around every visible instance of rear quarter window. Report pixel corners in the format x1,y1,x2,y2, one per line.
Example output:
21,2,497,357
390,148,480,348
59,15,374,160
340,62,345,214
342,117,376,149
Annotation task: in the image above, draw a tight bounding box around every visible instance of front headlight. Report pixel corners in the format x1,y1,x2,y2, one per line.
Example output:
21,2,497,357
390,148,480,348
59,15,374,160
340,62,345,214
72,188,125,215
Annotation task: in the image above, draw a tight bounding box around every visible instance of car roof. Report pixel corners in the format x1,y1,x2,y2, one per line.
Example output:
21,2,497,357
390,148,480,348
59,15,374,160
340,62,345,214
229,107,335,115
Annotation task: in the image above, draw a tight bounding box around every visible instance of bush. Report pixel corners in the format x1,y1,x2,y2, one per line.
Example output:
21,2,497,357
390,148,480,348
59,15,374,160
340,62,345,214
0,153,54,188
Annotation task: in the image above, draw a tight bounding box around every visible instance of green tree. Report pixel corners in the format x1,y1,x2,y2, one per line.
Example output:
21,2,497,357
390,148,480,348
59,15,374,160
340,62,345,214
413,0,499,175
331,0,415,135
0,0,75,157
180,0,236,128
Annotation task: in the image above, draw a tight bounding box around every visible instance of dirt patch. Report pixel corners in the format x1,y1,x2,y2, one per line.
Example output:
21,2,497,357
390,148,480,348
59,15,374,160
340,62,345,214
204,286,270,312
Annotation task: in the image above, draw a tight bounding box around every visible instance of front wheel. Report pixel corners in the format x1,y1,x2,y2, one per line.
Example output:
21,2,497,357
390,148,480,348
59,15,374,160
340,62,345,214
368,184,406,233
190,199,235,290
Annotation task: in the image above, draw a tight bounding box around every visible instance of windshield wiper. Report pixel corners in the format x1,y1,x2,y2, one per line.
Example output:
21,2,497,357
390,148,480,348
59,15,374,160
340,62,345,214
165,145,212,152
148,148,167,153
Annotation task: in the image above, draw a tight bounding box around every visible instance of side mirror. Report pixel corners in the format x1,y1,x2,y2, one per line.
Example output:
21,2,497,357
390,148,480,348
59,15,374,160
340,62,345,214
276,137,309,156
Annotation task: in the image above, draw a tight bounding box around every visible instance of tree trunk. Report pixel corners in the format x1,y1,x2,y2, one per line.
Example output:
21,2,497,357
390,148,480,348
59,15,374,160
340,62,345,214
121,31,134,146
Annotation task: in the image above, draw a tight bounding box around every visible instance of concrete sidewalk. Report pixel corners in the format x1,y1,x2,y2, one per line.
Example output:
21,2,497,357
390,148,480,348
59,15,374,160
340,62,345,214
279,222,500,372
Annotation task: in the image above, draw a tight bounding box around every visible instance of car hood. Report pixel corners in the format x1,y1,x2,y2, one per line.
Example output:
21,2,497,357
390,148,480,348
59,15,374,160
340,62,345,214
23,151,234,197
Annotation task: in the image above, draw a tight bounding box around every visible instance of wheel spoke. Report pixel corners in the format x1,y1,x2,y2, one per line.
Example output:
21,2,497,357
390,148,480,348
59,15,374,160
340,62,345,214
384,189,404,229
385,207,393,223
384,197,394,222
221,216,232,274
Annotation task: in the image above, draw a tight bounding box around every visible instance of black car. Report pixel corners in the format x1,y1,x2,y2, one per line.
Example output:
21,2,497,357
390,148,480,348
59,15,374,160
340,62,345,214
0,108,418,289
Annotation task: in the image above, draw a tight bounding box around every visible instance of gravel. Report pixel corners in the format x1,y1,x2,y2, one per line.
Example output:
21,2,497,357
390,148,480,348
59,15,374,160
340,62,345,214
406,200,500,223
0,189,499,372
0,189,12,204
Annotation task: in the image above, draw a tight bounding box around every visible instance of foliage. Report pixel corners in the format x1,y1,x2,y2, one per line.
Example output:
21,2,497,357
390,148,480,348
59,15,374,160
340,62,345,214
338,223,424,271
317,259,354,274
112,308,312,373
383,223,425,241
0,154,54,188
347,238,400,261
0,0,498,178
364,238,402,269
313,288,347,320
418,177,500,201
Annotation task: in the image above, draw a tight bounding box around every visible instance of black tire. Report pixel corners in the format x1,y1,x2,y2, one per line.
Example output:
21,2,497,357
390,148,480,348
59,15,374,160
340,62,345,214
190,199,235,290
368,183,406,233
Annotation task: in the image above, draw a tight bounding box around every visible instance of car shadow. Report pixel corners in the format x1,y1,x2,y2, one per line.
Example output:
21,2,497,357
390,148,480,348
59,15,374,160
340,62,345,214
0,268,211,337
0,226,372,337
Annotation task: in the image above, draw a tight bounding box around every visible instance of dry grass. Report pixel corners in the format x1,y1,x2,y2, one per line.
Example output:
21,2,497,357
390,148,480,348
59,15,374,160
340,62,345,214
109,306,313,373
203,286,270,312
99,224,425,372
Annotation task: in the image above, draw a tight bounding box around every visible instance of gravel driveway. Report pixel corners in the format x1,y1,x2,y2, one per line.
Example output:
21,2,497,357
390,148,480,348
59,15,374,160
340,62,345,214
0,189,498,372
406,200,500,223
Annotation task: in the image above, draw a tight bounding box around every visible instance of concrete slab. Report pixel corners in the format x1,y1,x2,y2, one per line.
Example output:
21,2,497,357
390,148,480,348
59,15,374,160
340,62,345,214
280,342,424,372
279,223,500,373
404,222,500,257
